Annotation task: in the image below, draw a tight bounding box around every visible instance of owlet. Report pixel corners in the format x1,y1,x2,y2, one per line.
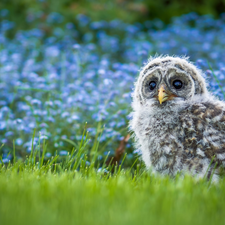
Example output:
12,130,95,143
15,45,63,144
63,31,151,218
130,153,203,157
130,56,225,182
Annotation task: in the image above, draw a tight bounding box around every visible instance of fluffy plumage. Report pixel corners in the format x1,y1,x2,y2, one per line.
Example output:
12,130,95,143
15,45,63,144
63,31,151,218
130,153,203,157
130,56,225,181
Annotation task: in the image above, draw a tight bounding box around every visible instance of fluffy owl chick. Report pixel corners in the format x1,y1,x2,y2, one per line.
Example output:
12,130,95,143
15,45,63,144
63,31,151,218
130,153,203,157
130,56,225,181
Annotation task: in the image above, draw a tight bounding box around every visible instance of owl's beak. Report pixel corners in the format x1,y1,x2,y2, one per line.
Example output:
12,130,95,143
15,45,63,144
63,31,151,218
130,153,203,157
158,85,169,104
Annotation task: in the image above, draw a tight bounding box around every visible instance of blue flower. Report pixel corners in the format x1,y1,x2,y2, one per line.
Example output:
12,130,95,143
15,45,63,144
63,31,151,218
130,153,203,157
1,12,225,163
59,150,68,156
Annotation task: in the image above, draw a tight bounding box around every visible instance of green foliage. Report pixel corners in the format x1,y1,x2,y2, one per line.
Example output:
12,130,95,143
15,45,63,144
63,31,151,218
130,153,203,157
1,0,225,32
145,0,225,22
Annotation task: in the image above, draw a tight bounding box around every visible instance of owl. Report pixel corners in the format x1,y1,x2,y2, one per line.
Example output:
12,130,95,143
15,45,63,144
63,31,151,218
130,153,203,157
130,56,225,182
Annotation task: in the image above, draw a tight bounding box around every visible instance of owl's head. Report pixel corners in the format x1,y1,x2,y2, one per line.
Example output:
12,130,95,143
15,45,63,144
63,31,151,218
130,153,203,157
133,56,208,107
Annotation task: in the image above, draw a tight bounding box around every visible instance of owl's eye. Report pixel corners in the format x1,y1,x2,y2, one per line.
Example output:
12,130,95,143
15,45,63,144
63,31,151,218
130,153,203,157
149,81,156,90
173,80,183,89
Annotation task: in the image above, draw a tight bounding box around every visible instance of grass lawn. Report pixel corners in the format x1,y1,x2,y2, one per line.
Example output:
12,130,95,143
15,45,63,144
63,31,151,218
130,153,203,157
1,159,225,225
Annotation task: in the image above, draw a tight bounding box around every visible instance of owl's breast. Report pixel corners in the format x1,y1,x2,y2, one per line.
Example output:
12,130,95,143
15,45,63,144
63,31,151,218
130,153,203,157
146,109,181,137
139,109,185,174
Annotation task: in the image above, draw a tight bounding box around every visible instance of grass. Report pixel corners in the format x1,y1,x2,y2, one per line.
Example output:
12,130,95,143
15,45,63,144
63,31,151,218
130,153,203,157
1,152,225,225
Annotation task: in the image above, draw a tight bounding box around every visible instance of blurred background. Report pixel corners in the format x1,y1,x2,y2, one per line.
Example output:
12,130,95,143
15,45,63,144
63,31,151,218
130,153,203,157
1,0,225,167
1,0,225,30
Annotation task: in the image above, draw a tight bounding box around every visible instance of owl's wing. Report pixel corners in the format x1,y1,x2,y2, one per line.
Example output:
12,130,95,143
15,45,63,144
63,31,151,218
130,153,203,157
180,101,225,173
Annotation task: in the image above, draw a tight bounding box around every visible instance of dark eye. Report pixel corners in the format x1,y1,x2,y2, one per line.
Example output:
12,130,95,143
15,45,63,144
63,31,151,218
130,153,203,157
173,80,183,89
149,81,156,90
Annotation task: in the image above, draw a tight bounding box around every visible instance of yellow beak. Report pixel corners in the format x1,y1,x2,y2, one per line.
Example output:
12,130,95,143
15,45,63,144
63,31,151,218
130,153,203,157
158,85,169,104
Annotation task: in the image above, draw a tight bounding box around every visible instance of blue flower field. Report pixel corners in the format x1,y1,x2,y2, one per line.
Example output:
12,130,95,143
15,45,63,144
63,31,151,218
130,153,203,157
1,12,225,165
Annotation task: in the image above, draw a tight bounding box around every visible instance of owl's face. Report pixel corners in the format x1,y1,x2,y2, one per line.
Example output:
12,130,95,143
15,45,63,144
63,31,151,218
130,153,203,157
141,66,196,104
135,57,207,106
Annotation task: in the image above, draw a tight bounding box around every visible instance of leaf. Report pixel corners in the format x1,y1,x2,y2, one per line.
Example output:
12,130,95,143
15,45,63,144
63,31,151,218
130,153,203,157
62,138,79,149
106,134,130,167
